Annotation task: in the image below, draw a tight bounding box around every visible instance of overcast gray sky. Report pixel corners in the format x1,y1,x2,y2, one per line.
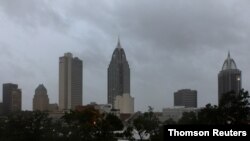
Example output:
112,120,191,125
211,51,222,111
0,0,250,112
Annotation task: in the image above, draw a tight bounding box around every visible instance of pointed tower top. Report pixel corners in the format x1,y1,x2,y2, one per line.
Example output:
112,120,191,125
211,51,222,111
117,36,121,48
228,51,230,59
222,51,237,70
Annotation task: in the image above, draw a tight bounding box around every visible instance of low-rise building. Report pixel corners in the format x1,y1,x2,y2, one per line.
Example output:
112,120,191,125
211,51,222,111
114,93,134,114
159,106,200,122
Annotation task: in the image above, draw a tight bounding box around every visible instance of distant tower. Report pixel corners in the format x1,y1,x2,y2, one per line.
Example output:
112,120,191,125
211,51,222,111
33,84,49,111
108,38,130,107
59,52,83,111
2,83,22,114
174,89,197,108
218,52,241,105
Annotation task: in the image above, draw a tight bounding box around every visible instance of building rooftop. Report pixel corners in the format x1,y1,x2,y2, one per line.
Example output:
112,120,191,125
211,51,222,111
222,52,237,70
35,84,47,93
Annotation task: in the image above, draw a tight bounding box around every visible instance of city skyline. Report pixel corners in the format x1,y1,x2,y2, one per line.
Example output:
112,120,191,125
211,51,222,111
1,0,250,112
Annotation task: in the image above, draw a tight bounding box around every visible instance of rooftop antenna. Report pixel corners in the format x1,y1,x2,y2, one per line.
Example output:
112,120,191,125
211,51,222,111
117,35,121,48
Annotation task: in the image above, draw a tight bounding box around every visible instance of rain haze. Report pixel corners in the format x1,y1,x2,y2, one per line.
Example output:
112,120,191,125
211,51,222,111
0,0,250,112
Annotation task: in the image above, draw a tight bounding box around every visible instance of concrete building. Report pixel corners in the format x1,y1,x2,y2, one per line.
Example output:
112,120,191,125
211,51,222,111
218,52,241,105
59,52,83,111
114,93,134,114
2,83,22,114
159,106,199,122
49,103,59,112
33,84,49,111
108,39,130,107
174,89,197,108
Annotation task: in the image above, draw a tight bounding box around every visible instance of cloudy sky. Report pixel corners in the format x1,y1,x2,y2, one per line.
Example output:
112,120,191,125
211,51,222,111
0,0,250,112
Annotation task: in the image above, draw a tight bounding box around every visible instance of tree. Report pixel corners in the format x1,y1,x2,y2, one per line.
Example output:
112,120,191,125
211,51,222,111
104,113,124,131
123,125,135,141
0,111,53,141
197,89,250,124
94,113,123,141
0,108,125,141
61,107,103,141
178,111,198,124
133,106,160,141
197,104,222,124
219,90,250,124
163,118,177,125
61,107,124,141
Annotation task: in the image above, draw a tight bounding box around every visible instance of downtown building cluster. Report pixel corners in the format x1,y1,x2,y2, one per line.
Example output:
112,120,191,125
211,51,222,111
0,40,242,122
159,52,242,122
0,39,134,116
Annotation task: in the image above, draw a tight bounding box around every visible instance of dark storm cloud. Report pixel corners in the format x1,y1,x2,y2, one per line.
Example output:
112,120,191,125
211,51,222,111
0,0,250,111
115,0,249,51
111,0,250,110
0,0,68,31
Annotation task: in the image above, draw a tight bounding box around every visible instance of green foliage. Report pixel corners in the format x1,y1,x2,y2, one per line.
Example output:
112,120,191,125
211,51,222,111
198,89,250,124
219,90,250,124
104,113,124,131
0,111,53,141
197,104,223,124
0,108,125,141
94,114,123,141
123,125,135,141
178,111,197,124
133,106,160,141
163,118,177,125
61,107,121,141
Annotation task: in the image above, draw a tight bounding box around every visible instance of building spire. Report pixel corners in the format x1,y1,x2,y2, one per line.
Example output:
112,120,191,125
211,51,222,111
228,51,230,59
117,36,121,48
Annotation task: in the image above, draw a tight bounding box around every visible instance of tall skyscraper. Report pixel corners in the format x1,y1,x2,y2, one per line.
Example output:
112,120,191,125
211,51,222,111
2,83,22,114
174,89,197,108
218,52,241,104
108,39,130,107
33,84,49,111
59,52,83,111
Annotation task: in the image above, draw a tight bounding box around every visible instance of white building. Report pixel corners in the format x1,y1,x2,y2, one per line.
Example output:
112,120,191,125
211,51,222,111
159,106,199,122
114,93,134,114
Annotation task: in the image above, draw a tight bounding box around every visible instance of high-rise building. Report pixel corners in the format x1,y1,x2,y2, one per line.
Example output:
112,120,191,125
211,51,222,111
59,52,83,111
218,52,241,104
33,84,49,111
174,89,197,108
2,83,22,114
108,39,130,107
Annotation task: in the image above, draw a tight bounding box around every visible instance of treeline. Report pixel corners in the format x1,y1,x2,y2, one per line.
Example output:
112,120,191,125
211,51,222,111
0,90,249,141
0,106,162,141
0,108,125,141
